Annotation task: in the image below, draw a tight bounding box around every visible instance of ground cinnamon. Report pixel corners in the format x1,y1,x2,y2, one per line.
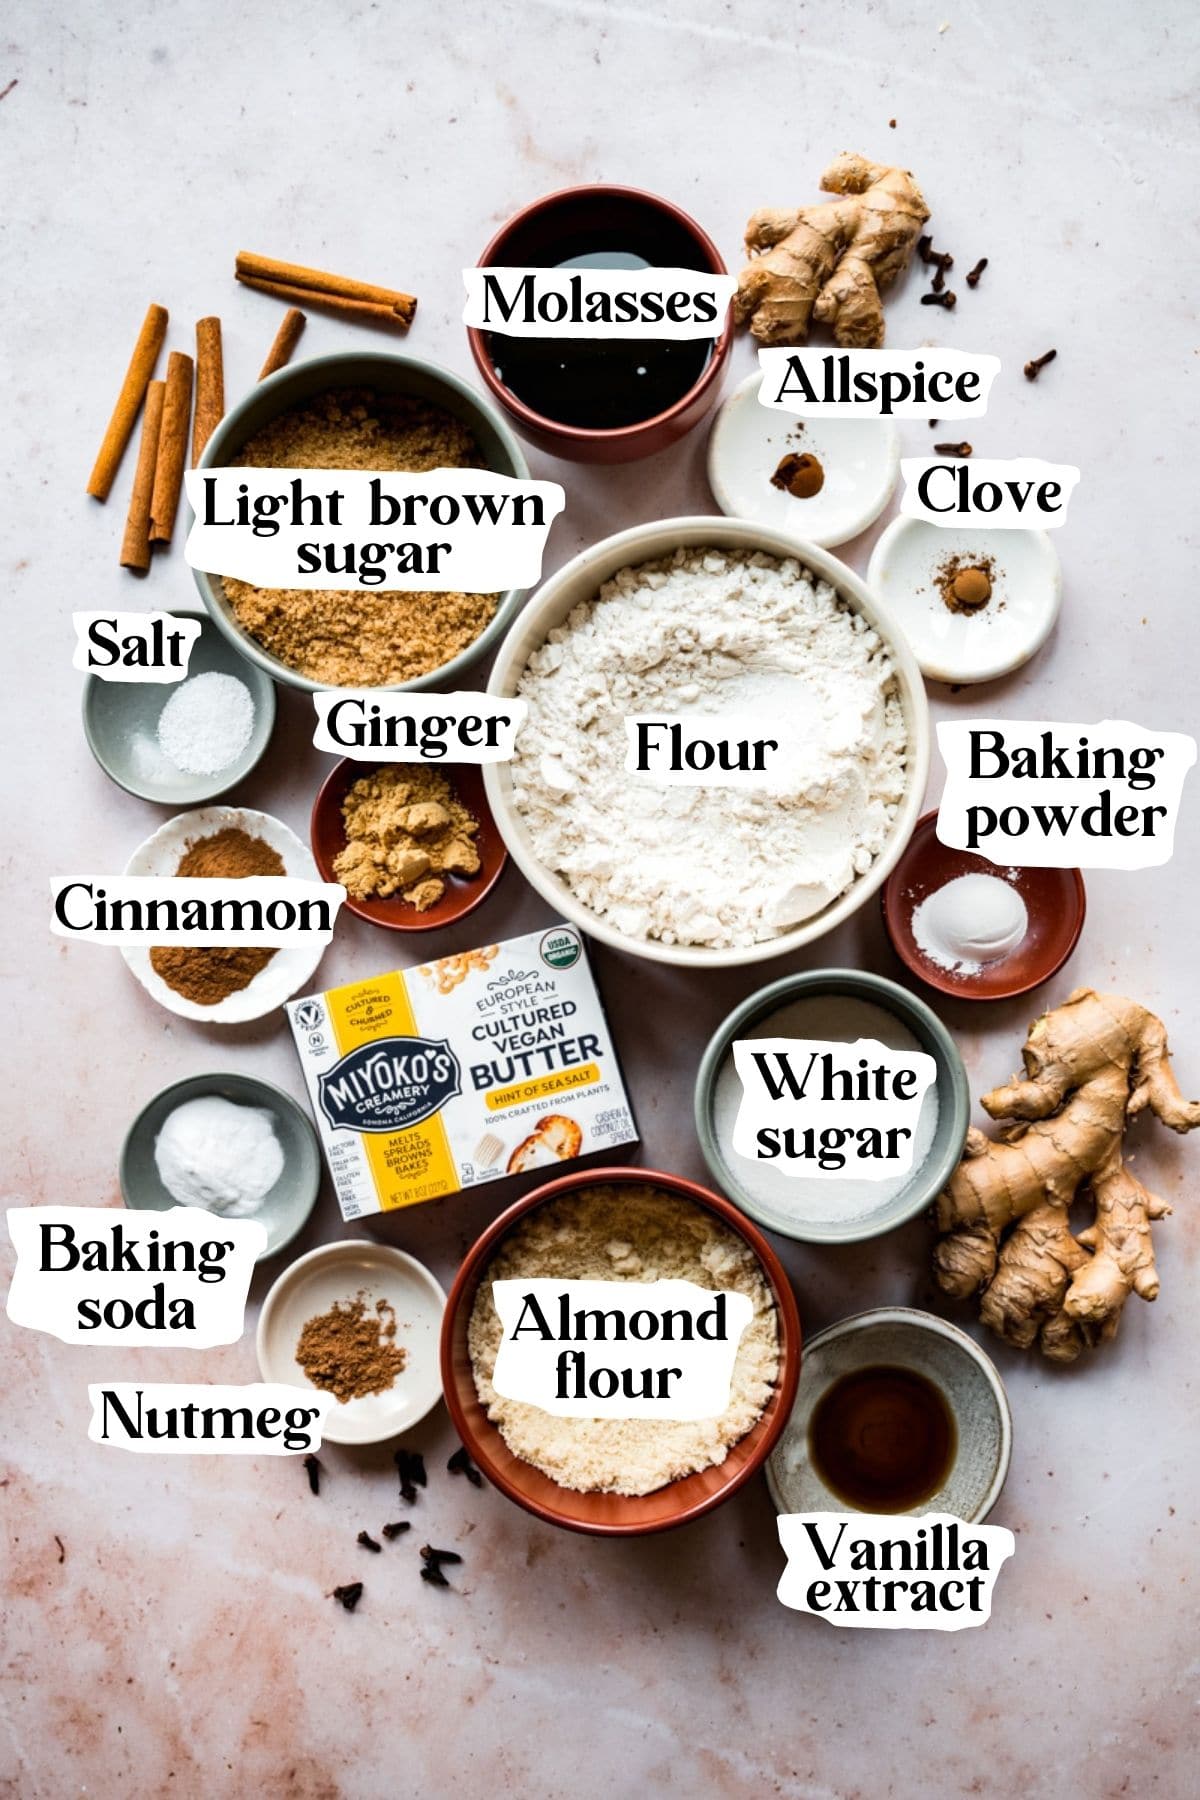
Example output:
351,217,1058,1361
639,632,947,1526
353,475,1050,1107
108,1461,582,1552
296,1293,408,1403
149,827,284,1005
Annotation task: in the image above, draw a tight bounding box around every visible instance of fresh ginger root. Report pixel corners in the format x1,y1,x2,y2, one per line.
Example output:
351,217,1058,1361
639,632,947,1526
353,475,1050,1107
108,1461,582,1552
734,152,930,347
934,989,1200,1362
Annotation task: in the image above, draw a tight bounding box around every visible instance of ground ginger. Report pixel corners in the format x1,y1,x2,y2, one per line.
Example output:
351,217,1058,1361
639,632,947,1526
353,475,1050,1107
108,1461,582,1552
334,766,481,908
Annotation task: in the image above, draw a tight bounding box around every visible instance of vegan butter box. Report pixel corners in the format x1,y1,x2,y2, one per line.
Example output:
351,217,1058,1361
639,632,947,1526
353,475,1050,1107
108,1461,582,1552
286,924,638,1220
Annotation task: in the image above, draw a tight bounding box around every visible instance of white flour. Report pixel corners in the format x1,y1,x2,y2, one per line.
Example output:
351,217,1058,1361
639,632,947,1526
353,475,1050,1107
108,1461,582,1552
511,548,907,948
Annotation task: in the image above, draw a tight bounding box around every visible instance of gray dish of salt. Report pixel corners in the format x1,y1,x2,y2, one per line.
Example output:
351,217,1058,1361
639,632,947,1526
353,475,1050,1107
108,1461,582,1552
694,969,970,1245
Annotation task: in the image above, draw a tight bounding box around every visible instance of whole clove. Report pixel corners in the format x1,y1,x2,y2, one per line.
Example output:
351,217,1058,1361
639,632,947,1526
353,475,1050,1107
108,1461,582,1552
382,1521,412,1540
448,1445,483,1487
357,1530,382,1553
420,1563,450,1587
420,1545,463,1567
934,442,973,457
932,264,946,294
394,1447,427,1503
303,1454,322,1496
918,236,953,273
921,291,957,310
332,1582,363,1612
1024,348,1057,381
966,257,988,287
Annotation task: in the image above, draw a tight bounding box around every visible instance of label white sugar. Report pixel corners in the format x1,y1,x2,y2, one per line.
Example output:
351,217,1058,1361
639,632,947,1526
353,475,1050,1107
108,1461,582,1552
937,719,1197,868
756,347,1000,417
184,467,565,591
6,1207,265,1346
777,1514,1015,1630
462,267,736,338
313,690,526,762
489,1278,753,1420
730,1037,937,1181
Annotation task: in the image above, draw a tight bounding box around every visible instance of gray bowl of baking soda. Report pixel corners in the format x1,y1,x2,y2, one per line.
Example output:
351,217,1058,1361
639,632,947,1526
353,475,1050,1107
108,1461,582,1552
121,1072,322,1262
694,969,970,1245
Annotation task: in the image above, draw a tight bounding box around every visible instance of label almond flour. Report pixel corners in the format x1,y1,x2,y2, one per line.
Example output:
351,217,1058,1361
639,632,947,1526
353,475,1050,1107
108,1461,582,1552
286,925,638,1220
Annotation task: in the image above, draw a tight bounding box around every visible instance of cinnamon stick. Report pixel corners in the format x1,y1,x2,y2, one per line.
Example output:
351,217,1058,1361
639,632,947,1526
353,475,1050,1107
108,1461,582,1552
235,251,416,325
119,379,165,573
259,307,307,379
149,351,194,544
87,302,168,500
191,317,224,464
238,273,407,327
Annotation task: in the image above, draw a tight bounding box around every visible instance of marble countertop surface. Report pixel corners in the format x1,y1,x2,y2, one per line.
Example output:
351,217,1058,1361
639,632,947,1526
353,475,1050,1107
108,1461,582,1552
2,1,1197,1794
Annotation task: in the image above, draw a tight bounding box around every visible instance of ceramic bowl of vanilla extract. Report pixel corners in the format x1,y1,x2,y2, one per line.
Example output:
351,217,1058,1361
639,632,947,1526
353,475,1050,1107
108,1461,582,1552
766,1307,1012,1524
467,184,733,463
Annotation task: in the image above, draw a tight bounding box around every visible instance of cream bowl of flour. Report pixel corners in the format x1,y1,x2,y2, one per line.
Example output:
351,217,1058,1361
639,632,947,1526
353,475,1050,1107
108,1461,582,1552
485,518,929,968
694,970,970,1244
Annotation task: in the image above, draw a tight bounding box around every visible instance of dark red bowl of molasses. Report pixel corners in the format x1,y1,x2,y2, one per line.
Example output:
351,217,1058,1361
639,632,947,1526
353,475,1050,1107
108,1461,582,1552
467,184,733,464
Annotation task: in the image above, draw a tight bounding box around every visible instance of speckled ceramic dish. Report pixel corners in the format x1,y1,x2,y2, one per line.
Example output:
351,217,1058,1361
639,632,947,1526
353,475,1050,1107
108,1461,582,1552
766,1307,1012,1523
120,1072,322,1261
82,609,276,804
882,811,1087,1000
694,969,970,1245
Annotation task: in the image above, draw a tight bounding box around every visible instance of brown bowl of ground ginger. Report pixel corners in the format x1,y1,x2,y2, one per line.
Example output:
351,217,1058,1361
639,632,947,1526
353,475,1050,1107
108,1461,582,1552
193,352,532,694
441,1167,802,1537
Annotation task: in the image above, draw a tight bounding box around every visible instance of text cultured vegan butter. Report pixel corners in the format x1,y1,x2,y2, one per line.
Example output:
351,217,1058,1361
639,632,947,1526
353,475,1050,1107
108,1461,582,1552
286,925,638,1220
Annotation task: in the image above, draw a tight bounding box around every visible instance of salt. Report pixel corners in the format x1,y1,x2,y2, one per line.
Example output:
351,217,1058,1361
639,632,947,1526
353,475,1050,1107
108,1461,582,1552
912,872,1028,976
713,995,940,1225
156,671,256,776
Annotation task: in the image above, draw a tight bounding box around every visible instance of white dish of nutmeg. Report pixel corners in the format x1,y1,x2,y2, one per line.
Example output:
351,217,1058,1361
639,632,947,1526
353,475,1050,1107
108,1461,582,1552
867,516,1062,685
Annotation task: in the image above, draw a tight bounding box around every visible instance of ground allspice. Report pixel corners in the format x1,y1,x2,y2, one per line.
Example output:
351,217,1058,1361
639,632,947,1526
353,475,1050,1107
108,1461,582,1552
149,827,285,1006
771,450,825,499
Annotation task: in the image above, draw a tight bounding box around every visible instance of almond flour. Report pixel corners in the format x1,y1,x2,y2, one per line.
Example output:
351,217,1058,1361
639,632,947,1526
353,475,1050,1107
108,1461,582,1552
223,389,498,686
467,1183,780,1496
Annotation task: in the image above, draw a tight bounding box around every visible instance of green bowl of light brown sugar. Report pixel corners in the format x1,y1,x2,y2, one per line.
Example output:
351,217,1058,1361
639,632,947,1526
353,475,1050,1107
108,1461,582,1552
193,351,532,694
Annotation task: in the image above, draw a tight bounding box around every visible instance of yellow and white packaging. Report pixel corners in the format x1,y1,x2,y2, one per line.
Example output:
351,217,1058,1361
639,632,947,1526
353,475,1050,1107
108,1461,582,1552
286,924,638,1220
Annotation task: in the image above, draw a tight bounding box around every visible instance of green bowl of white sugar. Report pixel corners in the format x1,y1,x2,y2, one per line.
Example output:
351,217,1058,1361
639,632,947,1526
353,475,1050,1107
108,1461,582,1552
695,969,970,1245
82,609,276,805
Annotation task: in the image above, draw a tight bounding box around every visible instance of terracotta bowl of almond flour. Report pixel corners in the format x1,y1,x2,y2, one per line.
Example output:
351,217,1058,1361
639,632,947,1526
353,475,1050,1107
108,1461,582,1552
441,1167,801,1536
192,351,532,695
